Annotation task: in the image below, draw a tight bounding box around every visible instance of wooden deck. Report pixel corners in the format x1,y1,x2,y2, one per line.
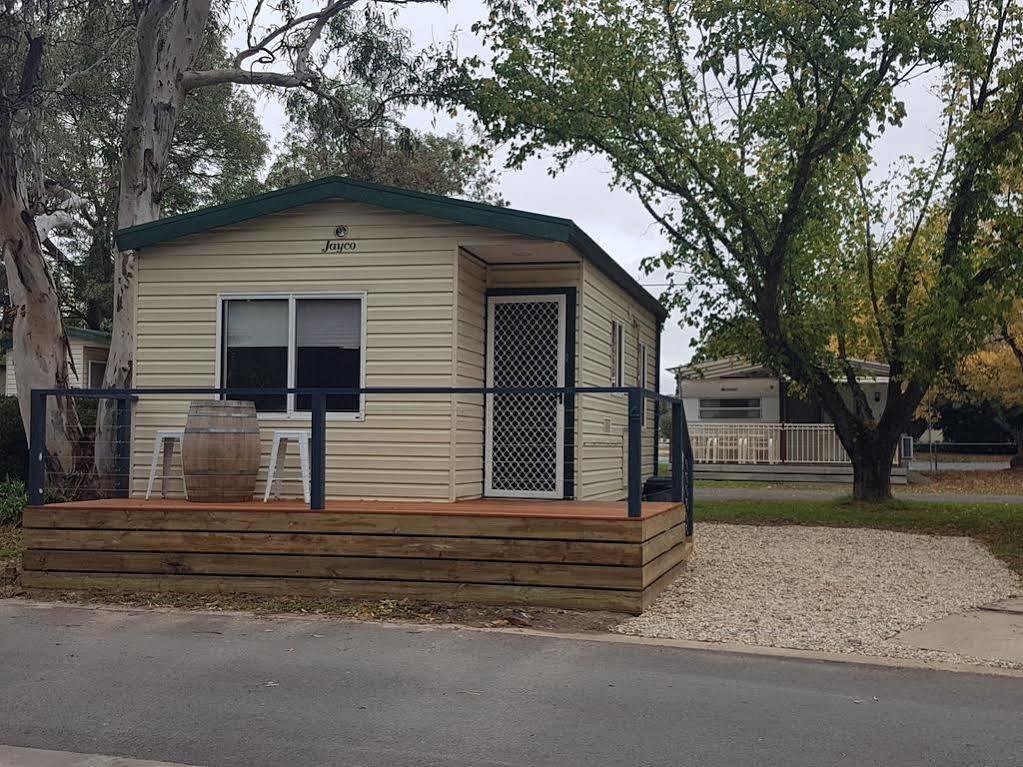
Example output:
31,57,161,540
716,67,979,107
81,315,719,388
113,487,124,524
20,499,692,614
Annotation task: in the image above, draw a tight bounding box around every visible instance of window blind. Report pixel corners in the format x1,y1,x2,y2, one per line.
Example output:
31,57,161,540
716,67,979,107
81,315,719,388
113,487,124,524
297,298,361,348
226,300,288,347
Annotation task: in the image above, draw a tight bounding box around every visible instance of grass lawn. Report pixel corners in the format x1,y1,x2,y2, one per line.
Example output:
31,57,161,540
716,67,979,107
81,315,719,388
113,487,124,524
904,469,1023,496
691,473,1023,496
699,498,1023,578
694,478,839,491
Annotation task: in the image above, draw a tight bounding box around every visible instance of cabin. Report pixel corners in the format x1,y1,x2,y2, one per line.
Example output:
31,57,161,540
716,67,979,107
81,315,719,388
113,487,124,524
21,177,694,613
125,177,669,502
2,327,110,398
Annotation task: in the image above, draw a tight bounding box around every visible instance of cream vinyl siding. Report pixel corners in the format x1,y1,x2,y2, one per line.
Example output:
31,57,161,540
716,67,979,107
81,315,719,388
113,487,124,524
4,339,108,397
577,260,658,501
453,251,486,499
131,199,545,501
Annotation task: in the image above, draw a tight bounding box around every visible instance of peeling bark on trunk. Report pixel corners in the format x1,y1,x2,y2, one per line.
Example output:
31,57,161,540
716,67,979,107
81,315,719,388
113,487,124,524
94,0,213,480
93,243,136,483
0,114,84,477
93,0,368,482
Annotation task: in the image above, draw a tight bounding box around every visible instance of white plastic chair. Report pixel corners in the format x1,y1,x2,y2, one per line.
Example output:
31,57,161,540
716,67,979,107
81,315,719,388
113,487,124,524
264,430,311,504
145,429,185,499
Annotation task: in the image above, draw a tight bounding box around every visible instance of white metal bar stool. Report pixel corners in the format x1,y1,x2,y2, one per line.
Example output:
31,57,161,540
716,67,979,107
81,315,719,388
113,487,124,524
264,430,311,504
145,429,185,500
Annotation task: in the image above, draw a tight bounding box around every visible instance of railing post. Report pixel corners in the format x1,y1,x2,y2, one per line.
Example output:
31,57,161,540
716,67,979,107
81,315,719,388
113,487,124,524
683,417,694,537
310,392,326,510
670,400,683,503
627,388,643,518
28,391,47,506
652,398,660,476
114,396,132,498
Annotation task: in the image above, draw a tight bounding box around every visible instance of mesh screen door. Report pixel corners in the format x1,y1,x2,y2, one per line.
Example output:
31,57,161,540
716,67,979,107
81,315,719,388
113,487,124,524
485,294,566,498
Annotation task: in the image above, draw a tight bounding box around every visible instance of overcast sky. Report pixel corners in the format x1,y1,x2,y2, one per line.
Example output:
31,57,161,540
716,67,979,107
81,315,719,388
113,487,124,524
243,1,944,393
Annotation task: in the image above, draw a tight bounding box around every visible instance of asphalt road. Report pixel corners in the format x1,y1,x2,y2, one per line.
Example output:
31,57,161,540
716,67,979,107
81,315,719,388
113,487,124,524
1,602,1021,767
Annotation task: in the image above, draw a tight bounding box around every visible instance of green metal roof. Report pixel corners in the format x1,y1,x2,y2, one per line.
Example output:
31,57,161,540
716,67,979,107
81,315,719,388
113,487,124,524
0,327,110,355
114,176,667,321
67,327,111,345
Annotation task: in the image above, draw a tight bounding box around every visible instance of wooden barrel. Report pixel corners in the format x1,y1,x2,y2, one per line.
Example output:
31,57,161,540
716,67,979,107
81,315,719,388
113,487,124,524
182,400,261,502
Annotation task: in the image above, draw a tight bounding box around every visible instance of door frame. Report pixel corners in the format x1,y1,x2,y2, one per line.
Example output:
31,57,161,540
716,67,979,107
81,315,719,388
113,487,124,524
483,288,576,500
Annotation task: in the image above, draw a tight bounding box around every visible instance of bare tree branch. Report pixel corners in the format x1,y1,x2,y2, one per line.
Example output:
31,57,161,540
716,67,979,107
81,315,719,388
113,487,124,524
184,0,358,93
231,0,354,69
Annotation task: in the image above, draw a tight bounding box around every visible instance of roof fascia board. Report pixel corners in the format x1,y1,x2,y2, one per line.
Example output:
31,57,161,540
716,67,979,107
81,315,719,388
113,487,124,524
116,177,573,251
567,226,667,321
67,327,112,345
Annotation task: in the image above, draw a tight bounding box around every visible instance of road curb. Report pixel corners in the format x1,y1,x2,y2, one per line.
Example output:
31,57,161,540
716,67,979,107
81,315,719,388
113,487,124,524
7,596,1021,679
443,624,1023,678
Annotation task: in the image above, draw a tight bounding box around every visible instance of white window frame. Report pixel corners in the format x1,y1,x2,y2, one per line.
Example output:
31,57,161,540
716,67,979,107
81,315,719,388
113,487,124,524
87,359,107,389
215,292,367,421
610,319,625,387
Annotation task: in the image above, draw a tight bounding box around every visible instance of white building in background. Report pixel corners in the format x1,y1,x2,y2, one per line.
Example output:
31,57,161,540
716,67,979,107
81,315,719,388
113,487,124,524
670,356,905,475
1,327,111,398
672,355,890,426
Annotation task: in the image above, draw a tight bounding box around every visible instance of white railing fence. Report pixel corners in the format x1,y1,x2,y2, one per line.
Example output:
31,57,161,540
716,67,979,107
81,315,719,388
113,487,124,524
688,423,899,465
783,424,849,464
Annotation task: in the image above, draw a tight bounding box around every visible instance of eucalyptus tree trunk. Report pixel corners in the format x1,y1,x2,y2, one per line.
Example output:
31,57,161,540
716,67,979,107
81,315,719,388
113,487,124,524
93,0,379,482
94,0,213,481
0,115,83,477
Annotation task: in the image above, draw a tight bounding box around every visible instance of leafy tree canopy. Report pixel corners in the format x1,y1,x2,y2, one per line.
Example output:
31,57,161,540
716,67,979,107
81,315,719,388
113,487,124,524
266,88,503,204
3,1,497,343
461,0,1023,499
1,7,269,337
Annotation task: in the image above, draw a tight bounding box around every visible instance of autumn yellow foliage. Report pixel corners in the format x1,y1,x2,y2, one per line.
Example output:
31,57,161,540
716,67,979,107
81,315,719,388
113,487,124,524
960,303,1023,412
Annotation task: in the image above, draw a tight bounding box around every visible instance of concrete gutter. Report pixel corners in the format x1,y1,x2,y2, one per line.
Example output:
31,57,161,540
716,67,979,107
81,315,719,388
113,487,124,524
7,598,1021,680
0,745,199,767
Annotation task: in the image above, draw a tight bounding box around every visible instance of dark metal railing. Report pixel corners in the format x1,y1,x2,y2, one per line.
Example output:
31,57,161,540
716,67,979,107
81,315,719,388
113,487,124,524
28,385,694,528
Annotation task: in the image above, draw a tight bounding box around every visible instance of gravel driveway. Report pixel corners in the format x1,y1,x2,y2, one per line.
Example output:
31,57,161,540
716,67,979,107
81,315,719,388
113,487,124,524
617,524,1021,668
